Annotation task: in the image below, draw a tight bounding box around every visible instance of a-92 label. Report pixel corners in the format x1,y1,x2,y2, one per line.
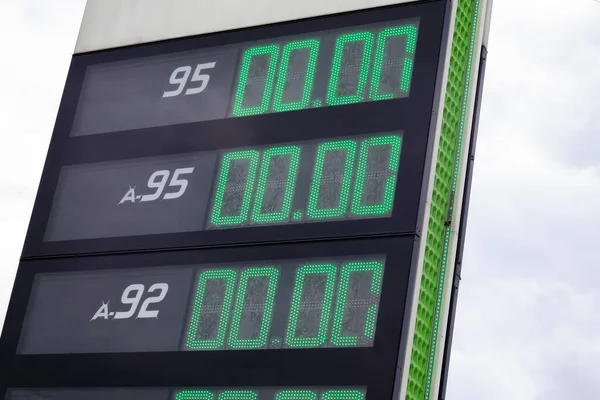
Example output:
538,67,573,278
19,267,194,354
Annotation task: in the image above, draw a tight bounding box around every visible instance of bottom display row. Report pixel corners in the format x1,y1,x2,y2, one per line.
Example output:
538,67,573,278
7,388,366,400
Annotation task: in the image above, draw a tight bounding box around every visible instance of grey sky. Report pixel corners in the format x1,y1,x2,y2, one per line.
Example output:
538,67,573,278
0,0,599,399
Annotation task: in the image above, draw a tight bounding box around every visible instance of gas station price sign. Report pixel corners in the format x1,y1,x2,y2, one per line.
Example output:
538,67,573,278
0,0,485,399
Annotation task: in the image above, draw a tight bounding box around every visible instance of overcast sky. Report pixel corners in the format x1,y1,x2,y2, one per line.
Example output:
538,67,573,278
0,0,599,399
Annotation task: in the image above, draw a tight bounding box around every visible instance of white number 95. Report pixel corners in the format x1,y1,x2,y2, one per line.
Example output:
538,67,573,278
162,62,217,98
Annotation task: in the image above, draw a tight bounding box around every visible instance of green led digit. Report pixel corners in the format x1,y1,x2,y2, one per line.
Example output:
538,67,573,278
331,261,384,346
285,264,337,348
326,31,374,106
275,390,317,400
211,150,260,226
186,269,237,350
217,391,257,400
307,140,357,219
175,390,214,400
251,146,301,223
273,39,320,112
228,267,280,349
233,45,280,116
370,25,418,100
321,390,365,400
351,135,402,216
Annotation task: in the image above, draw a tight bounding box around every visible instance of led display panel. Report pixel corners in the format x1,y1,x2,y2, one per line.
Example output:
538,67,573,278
1,3,452,400
45,133,402,241
7,388,367,400
8,236,415,399
18,256,385,354
70,18,419,136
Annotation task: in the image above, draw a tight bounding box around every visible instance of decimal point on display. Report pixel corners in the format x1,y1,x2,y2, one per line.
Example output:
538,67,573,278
292,211,303,220
312,100,322,107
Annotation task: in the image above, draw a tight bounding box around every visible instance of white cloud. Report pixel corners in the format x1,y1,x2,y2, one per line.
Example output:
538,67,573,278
446,0,600,398
480,0,600,168
449,278,599,400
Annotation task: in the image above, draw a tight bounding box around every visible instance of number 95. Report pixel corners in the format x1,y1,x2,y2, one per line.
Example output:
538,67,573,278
163,62,217,98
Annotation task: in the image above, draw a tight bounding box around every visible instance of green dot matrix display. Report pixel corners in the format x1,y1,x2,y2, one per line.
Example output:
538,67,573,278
7,388,367,400
185,257,385,351
174,388,365,400
232,21,419,118
70,16,419,136
186,269,237,350
209,133,403,229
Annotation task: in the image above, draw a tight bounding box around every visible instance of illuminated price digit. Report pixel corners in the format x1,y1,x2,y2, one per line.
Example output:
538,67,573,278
251,146,301,223
186,269,237,350
217,391,257,400
285,264,337,348
326,32,374,106
331,261,384,346
307,140,357,219
228,267,280,349
272,39,320,112
232,45,280,116
369,26,418,100
275,390,317,400
175,391,214,400
351,135,402,216
322,390,365,400
162,62,217,98
210,151,260,226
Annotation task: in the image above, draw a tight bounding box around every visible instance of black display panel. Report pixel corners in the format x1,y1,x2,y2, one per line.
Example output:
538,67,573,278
18,267,195,354
71,17,419,136
19,255,385,354
22,0,446,256
7,387,367,400
45,133,401,241
8,389,170,400
1,237,416,399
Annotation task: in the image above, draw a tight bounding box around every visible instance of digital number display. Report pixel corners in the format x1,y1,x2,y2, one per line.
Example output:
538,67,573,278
45,133,402,241
7,388,366,400
70,18,418,136
18,256,384,354
185,258,384,351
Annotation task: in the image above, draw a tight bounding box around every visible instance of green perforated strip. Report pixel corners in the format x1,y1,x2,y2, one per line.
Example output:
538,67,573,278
405,1,480,400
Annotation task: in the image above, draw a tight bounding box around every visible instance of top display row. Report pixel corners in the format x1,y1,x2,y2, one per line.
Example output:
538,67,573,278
71,18,419,136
